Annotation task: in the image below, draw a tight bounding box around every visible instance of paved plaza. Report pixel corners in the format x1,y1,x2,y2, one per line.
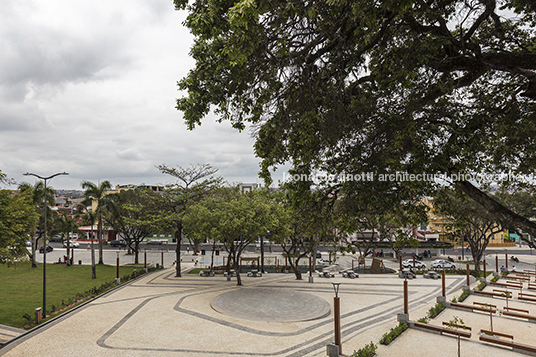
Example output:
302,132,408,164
1,250,536,356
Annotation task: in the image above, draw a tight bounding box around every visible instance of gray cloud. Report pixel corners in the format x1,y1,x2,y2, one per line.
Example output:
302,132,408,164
0,0,267,190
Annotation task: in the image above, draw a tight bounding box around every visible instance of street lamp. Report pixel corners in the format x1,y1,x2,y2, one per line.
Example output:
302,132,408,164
116,251,120,285
332,282,342,354
24,171,68,319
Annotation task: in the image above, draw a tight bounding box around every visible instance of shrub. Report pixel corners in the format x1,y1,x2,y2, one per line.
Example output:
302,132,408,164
427,301,445,319
491,275,499,282
451,296,458,303
380,321,408,345
475,281,486,291
417,316,429,323
458,289,470,302
352,342,377,357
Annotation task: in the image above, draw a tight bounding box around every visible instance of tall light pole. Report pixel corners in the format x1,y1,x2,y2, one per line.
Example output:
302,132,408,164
24,172,69,318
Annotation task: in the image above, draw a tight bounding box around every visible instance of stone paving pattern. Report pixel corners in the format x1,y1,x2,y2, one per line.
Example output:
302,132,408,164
1,250,536,356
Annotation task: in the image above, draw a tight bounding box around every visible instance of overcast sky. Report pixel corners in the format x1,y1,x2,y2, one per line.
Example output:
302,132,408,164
0,0,280,190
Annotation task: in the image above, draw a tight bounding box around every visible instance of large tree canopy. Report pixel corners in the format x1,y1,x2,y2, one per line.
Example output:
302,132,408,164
0,189,38,265
175,0,536,234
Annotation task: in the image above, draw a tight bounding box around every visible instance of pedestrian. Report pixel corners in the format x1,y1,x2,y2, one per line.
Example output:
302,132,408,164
187,246,190,254
500,265,505,273
512,265,517,272
87,244,90,250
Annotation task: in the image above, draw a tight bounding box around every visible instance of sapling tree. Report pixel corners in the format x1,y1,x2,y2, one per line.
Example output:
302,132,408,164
445,316,467,357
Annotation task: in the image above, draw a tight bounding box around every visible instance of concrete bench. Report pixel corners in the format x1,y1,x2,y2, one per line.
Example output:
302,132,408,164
451,302,496,313
518,292,536,303
491,281,522,289
506,275,530,282
413,321,471,338
479,330,536,354
200,270,215,277
474,290,506,298
501,310,536,322
503,306,530,314
247,269,262,277
473,301,497,309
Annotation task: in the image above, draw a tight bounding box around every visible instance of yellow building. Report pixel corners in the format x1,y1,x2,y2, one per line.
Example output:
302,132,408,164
422,198,510,246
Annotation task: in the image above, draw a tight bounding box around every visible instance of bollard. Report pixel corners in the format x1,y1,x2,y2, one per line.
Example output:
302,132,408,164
35,307,42,323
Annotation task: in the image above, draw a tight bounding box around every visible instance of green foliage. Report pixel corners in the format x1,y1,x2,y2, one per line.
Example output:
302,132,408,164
417,316,430,323
379,321,408,345
475,281,487,291
184,188,288,284
458,289,470,302
351,342,377,357
491,275,500,282
0,263,140,328
427,301,445,319
434,188,502,273
0,189,39,265
175,0,536,248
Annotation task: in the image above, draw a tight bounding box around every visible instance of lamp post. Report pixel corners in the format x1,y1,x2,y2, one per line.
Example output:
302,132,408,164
23,171,68,318
332,281,342,354
116,251,120,284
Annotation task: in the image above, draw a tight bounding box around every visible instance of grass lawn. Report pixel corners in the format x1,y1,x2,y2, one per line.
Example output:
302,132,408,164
0,262,139,329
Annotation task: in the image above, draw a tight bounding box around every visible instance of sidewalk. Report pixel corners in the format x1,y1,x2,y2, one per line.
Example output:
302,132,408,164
2,257,534,356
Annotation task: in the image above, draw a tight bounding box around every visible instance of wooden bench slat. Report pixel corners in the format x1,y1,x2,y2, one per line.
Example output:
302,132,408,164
413,321,471,338
518,296,536,303
480,329,513,339
451,302,497,313
502,310,536,321
473,301,497,309
480,335,536,353
504,306,530,314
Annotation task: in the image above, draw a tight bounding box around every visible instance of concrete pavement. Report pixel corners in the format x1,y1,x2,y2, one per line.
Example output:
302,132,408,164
2,249,536,356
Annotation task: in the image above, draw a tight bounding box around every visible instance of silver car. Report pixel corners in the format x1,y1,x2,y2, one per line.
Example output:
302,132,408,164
402,259,427,269
431,259,456,269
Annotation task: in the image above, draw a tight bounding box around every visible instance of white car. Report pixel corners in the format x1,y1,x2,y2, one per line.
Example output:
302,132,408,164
431,259,456,270
62,240,80,248
402,259,427,269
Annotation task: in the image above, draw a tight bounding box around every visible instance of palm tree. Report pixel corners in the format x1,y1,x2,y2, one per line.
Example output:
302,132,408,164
18,181,56,268
50,211,84,265
81,181,113,265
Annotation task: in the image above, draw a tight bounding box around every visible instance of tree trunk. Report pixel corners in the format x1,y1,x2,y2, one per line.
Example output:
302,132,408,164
134,242,139,264
98,216,104,265
291,260,302,280
91,230,96,279
455,180,536,245
233,251,242,286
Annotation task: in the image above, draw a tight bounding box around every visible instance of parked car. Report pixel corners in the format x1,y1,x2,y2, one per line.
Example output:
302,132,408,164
39,246,53,253
50,235,62,242
399,269,416,279
109,240,127,247
147,240,163,245
423,271,440,279
431,259,457,270
402,259,427,269
316,251,322,259
62,240,80,248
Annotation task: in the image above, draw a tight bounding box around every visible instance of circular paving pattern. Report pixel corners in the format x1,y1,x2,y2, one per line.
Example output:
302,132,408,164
210,287,331,322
